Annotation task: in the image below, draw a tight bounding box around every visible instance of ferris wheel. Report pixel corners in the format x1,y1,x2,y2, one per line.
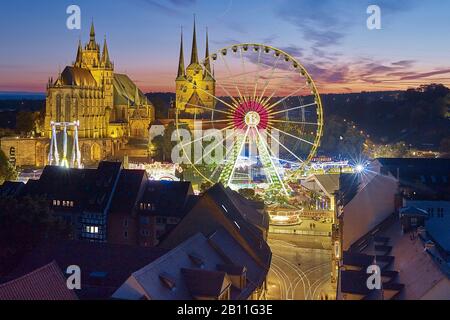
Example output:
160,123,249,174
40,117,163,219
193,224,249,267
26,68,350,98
176,43,323,196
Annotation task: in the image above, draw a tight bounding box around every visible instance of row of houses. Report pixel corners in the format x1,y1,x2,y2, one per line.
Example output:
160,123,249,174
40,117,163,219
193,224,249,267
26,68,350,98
301,158,450,300
0,162,271,300
330,158,450,300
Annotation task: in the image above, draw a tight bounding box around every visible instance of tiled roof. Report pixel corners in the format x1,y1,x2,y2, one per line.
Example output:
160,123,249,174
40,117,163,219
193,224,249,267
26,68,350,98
109,169,147,214
139,180,193,218
60,66,97,87
113,232,265,300
113,73,150,106
205,184,272,267
375,158,450,199
181,268,230,298
19,161,122,214
114,233,229,300
0,261,77,300
307,174,340,197
8,240,167,300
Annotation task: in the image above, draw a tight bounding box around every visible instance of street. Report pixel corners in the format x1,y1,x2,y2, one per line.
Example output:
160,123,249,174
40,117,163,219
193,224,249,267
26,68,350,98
266,220,334,300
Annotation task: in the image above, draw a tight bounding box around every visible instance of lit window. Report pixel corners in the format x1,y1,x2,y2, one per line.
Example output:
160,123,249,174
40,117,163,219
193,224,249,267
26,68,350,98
53,200,57,206
86,226,99,234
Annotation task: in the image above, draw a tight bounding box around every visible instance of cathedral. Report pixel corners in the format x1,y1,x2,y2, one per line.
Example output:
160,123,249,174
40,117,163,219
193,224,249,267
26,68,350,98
175,19,216,115
43,22,154,162
0,22,155,167
0,20,215,168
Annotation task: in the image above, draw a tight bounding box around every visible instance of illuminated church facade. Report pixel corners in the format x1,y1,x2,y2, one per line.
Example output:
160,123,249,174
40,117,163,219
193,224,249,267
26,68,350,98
175,20,216,114
0,23,155,167
44,22,154,159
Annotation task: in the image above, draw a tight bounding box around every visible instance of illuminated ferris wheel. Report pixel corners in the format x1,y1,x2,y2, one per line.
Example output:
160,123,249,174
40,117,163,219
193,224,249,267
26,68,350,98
176,44,323,196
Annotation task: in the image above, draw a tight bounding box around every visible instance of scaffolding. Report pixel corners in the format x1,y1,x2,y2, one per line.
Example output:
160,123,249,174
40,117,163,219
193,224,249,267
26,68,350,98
48,121,82,168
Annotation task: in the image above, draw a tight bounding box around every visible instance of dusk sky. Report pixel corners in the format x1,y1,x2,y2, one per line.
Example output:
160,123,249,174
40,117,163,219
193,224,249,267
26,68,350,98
1,0,450,93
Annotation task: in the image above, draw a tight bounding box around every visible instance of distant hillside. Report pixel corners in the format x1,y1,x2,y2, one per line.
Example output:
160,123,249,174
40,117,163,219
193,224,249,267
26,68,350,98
0,92,45,101
146,92,175,119
1,87,448,156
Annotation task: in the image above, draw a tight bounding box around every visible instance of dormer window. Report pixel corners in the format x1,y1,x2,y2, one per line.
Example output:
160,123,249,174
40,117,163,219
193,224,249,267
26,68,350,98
188,252,205,268
159,272,176,291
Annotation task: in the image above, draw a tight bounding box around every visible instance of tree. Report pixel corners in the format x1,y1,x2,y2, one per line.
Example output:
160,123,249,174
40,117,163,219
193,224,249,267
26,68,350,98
0,196,71,275
16,111,35,135
0,149,17,185
150,121,191,163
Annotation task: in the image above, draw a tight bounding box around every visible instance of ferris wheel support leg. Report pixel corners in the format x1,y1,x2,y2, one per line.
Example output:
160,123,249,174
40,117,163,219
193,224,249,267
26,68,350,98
51,123,60,166
74,122,81,168
255,129,289,196
60,124,69,168
218,128,249,188
48,122,54,165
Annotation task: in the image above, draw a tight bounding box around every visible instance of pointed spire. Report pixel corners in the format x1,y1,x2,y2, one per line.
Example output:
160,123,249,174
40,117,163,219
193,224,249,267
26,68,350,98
90,20,96,40
190,15,199,65
177,27,185,78
75,39,83,67
204,27,212,74
87,19,98,50
102,36,111,68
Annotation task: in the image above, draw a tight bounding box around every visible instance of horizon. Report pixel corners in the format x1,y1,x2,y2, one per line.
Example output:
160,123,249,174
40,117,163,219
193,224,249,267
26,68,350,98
1,1,450,94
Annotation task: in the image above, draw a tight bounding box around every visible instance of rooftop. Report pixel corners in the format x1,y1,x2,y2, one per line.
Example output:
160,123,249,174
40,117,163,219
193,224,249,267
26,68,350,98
0,261,78,300
7,240,167,300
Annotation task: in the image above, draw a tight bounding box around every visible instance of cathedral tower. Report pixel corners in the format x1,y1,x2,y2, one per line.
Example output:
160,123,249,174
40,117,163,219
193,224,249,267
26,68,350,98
175,18,216,114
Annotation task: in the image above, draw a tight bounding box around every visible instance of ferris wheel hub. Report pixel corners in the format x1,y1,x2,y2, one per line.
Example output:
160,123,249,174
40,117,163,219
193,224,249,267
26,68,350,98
233,100,269,130
244,111,261,127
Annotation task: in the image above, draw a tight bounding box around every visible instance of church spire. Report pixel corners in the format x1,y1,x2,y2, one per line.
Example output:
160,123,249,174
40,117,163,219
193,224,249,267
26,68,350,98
75,39,83,67
177,27,185,79
90,20,96,41
204,27,211,74
102,36,112,68
190,15,199,65
87,20,98,50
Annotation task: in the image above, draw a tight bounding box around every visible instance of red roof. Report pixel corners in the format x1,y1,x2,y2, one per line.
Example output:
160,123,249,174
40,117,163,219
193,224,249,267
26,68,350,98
0,261,78,300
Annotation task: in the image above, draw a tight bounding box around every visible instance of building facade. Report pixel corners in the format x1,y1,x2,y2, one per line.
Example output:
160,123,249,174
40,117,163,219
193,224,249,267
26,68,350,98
1,22,155,167
175,20,216,115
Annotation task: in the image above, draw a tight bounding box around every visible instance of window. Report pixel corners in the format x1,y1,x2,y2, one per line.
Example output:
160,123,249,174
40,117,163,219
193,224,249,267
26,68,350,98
124,231,128,239
123,218,129,227
86,226,99,234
